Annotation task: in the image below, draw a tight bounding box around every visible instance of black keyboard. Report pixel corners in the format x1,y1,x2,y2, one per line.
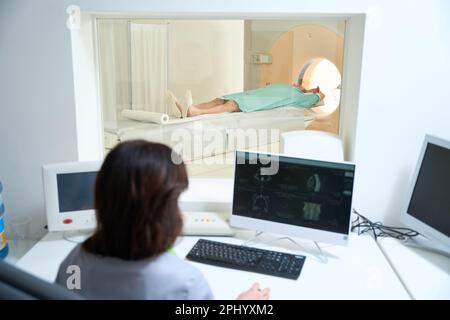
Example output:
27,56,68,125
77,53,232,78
186,239,306,280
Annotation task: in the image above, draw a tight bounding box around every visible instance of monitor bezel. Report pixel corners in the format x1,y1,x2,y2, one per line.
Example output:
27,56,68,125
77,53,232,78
400,134,450,246
230,150,356,246
42,161,101,231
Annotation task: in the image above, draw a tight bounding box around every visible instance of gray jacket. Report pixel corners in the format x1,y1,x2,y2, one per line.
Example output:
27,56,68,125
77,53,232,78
55,244,213,300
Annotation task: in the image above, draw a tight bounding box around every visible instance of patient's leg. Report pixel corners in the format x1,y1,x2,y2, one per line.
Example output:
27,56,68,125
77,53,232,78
194,98,226,110
174,96,224,112
174,97,225,116
188,100,240,117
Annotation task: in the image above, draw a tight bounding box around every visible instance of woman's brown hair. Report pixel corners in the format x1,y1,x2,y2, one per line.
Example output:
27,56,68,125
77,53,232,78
83,140,187,260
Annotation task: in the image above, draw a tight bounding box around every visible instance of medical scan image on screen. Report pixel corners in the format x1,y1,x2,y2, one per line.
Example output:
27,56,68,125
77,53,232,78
56,172,97,213
233,155,355,234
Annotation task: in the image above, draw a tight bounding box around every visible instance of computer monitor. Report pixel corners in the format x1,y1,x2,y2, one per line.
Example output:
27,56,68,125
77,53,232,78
42,161,101,231
401,135,450,256
230,151,355,245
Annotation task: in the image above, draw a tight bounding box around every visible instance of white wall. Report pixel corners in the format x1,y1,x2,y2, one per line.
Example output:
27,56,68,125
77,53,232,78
1,0,450,239
348,2,450,224
168,20,244,105
70,13,104,161
339,15,365,162
244,19,345,90
0,1,79,239
95,19,243,124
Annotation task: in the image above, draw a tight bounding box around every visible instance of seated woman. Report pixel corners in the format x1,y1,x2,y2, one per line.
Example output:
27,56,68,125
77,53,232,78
55,140,269,300
169,83,325,118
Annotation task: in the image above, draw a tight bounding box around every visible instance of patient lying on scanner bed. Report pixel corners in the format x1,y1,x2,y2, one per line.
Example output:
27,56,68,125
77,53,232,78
167,82,325,118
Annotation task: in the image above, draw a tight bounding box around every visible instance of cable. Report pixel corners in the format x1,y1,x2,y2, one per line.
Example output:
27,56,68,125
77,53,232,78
63,232,82,243
351,209,419,241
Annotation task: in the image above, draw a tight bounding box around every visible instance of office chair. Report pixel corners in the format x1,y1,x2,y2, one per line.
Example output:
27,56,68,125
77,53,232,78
0,260,82,300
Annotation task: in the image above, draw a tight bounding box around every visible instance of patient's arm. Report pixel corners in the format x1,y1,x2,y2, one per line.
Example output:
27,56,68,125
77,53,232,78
317,91,325,102
293,83,307,91
307,86,321,94
294,83,320,94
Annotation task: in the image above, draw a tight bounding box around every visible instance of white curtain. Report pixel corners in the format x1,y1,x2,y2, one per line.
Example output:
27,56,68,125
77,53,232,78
96,19,130,130
130,23,168,113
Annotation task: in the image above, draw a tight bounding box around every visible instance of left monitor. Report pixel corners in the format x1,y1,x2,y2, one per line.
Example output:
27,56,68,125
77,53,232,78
42,161,101,231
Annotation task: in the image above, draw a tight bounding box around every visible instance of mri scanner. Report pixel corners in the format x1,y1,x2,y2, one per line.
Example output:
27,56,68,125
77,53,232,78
297,58,342,116
249,21,345,117
251,22,346,162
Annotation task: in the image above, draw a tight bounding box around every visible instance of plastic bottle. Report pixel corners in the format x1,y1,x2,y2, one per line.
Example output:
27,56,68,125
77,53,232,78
0,181,9,259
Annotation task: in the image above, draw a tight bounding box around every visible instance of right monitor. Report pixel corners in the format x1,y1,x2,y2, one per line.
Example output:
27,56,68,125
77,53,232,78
230,150,355,245
401,135,450,254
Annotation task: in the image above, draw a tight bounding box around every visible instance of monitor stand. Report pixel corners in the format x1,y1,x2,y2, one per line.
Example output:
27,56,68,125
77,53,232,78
242,231,328,263
403,235,450,258
62,229,94,244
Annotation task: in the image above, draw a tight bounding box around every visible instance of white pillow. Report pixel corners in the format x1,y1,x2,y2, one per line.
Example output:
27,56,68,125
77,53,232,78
121,109,169,124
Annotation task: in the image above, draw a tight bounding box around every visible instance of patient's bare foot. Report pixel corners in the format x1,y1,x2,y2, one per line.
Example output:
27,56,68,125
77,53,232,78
166,90,184,118
187,105,201,117
174,100,184,116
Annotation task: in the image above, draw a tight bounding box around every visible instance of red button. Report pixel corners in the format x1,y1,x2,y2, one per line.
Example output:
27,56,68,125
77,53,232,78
63,219,73,224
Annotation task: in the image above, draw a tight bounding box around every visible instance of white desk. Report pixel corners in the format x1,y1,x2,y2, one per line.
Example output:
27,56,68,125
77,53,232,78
179,178,233,213
4,239,37,265
377,238,450,300
16,231,409,300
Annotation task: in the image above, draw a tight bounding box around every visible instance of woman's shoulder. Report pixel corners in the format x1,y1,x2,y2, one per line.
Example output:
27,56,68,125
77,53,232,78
61,245,198,276
155,253,213,299
155,252,203,278
55,243,83,283
57,246,213,299
68,246,204,282
59,243,83,266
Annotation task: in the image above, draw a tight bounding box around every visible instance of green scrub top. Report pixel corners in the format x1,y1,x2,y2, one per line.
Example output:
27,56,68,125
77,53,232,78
222,83,321,113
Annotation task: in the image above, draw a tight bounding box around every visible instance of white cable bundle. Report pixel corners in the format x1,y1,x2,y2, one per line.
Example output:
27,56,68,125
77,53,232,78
121,109,170,124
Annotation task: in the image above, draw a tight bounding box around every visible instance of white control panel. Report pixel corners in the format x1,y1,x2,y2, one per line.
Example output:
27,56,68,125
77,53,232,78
179,178,233,214
182,211,235,236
